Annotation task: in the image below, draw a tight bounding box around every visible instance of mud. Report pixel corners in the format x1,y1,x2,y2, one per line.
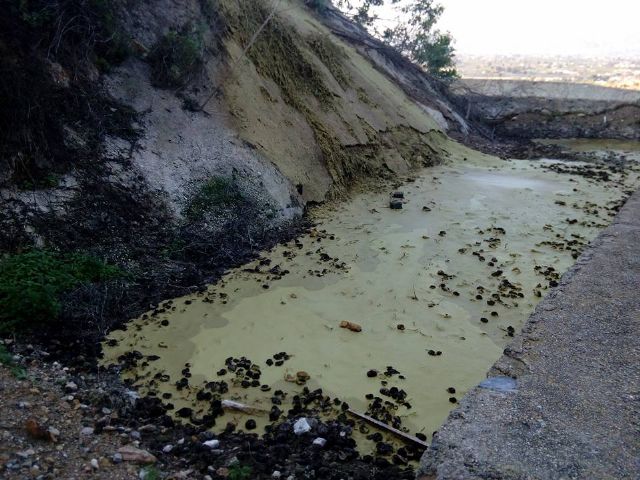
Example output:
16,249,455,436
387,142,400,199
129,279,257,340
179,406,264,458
103,138,640,454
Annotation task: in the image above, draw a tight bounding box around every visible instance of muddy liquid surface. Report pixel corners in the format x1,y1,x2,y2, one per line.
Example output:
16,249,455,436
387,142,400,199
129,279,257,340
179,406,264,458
104,140,639,452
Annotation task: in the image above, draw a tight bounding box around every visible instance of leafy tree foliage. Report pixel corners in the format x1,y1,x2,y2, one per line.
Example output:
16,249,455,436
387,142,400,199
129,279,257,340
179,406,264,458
335,0,458,79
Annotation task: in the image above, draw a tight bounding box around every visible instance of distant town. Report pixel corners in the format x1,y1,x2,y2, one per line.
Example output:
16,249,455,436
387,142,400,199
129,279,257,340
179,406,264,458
456,54,640,90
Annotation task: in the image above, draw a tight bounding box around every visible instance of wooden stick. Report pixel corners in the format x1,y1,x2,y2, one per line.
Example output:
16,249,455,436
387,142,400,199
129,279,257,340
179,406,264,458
347,409,429,449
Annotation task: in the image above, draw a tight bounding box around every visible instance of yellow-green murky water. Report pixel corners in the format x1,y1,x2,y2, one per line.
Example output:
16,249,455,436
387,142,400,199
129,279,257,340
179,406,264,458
103,140,639,450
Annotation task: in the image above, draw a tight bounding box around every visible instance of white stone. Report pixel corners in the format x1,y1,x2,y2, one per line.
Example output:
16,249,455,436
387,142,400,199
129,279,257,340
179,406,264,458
293,418,311,435
312,437,327,447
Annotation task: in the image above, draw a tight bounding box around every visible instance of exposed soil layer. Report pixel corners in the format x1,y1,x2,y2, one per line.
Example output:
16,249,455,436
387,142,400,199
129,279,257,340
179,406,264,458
449,80,640,141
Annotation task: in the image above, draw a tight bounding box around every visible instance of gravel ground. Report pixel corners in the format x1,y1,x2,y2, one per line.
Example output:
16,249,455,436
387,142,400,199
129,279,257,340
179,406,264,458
418,190,640,479
0,351,153,479
0,342,418,480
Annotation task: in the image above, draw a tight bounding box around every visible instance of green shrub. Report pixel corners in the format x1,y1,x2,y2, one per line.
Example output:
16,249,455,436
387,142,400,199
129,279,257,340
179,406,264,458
228,464,252,480
140,466,161,480
184,177,243,219
0,250,121,333
149,24,204,87
0,344,27,379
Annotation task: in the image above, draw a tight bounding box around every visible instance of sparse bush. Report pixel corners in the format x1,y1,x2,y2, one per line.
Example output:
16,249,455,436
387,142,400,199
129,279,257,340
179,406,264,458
149,24,204,88
184,177,244,219
0,250,122,333
1,0,136,188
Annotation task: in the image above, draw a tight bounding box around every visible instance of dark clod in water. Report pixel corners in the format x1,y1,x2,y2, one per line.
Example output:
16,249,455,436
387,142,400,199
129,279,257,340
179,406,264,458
392,191,404,199
397,324,405,331
480,317,489,323
245,419,257,430
176,407,193,418
390,200,403,210
449,397,457,404
447,387,456,394
376,442,394,456
366,370,378,378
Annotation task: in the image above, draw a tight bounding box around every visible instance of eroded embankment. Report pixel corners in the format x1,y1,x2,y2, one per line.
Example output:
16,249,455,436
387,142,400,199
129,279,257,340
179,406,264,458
102,139,640,460
418,188,640,480
450,80,640,141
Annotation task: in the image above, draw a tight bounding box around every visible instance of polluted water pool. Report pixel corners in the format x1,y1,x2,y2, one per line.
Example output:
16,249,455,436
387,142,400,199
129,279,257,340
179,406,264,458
103,139,640,454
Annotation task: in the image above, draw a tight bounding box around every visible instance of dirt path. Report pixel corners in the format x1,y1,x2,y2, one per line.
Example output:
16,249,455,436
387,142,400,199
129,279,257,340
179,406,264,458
418,190,640,479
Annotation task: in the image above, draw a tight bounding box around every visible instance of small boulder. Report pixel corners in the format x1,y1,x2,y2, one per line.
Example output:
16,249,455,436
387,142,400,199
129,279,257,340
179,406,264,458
117,445,157,464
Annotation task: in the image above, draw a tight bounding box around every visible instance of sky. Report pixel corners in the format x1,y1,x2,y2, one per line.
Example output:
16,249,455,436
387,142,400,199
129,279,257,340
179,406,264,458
373,0,640,57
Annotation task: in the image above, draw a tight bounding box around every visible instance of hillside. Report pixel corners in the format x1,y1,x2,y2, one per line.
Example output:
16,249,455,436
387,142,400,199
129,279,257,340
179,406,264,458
0,0,472,350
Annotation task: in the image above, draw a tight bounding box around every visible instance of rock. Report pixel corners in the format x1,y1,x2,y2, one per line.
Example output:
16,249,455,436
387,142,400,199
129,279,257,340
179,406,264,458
162,444,173,453
130,430,141,440
216,467,229,477
392,191,404,199
339,320,362,332
293,417,312,435
272,471,282,478
203,439,220,449
25,418,56,442
117,445,157,464
47,427,60,443
90,458,99,470
390,199,403,210
81,427,94,436
296,371,310,384
64,381,78,392
16,449,35,459
312,437,327,447
112,453,123,464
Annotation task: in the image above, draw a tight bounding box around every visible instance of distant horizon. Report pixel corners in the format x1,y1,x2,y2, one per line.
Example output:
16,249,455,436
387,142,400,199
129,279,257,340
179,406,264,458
371,0,640,58
455,52,639,60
